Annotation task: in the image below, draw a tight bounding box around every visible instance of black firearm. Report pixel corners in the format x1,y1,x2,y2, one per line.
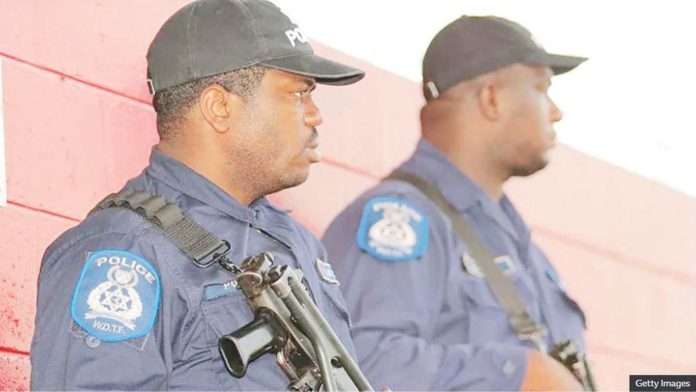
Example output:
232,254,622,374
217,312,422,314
218,252,374,392
550,340,597,391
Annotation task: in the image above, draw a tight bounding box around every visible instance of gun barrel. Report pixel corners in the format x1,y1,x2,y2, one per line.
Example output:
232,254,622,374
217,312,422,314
288,276,373,392
277,282,339,392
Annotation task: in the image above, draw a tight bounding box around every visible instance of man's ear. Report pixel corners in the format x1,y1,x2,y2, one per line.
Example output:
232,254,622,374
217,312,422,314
198,84,244,133
477,81,501,121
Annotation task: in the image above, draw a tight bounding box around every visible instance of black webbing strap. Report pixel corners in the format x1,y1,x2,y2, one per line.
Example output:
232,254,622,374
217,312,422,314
387,171,549,352
89,189,231,268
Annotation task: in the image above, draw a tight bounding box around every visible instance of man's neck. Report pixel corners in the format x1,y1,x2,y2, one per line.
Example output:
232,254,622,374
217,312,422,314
156,141,259,206
423,134,508,201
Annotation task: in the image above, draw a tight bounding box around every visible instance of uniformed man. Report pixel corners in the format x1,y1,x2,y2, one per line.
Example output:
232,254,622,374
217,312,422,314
30,0,364,389
323,16,589,391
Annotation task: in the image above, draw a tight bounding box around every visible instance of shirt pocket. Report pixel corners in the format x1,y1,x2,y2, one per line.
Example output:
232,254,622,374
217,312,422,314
198,293,249,389
317,281,357,358
200,292,289,390
200,292,251,337
458,274,535,345
319,281,352,329
551,286,586,327
546,282,587,352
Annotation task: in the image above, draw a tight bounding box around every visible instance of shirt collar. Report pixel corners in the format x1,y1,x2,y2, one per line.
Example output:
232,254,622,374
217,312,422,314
144,147,275,223
493,194,530,243
399,139,485,212
399,139,530,242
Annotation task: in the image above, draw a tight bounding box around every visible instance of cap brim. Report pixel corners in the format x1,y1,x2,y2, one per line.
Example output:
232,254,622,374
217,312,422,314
260,53,365,86
537,53,588,75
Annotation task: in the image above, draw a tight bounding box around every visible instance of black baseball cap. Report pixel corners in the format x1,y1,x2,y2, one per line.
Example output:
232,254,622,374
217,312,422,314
147,0,365,95
423,16,587,101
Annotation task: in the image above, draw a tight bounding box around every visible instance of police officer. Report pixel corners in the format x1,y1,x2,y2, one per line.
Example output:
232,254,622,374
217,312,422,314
323,16,588,391
30,0,364,389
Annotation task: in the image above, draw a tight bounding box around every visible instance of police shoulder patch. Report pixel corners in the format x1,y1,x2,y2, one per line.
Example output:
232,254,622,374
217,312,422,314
71,249,161,342
357,197,429,262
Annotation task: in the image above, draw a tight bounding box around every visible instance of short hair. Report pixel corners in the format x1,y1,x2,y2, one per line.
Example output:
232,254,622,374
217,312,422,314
152,66,266,139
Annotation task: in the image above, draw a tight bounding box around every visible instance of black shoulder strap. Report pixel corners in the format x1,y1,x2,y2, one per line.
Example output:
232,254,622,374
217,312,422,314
387,171,549,351
89,189,232,269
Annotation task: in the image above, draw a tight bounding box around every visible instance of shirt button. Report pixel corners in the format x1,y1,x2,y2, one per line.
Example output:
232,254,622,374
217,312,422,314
85,335,101,348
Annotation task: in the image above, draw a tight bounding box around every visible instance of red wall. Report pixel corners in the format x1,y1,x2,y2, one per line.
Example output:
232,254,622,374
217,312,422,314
1,2,694,390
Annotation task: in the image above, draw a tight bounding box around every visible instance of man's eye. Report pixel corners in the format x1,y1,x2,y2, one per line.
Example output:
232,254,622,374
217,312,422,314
292,88,313,99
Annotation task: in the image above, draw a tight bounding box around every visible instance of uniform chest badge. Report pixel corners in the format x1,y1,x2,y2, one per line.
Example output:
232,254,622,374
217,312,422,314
461,253,517,277
315,258,340,285
494,255,517,276
357,197,429,262
71,250,160,342
203,279,239,301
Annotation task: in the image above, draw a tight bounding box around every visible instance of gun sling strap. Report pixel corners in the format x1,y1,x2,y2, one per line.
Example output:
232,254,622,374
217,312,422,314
89,189,232,269
387,171,549,352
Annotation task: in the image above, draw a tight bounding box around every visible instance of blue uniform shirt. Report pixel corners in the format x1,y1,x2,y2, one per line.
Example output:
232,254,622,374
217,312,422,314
322,139,586,391
31,148,355,390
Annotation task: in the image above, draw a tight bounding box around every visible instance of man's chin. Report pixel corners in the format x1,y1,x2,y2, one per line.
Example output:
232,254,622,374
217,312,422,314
305,147,321,163
510,158,549,177
274,167,311,192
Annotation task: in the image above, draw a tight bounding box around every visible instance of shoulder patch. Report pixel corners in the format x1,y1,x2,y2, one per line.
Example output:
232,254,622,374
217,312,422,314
357,197,429,262
71,249,161,342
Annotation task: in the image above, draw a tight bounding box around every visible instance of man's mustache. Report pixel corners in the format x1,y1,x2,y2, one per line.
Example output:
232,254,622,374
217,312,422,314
308,128,319,144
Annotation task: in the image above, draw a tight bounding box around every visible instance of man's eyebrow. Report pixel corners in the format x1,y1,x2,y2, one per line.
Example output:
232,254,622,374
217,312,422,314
300,78,317,91
534,66,553,80
532,68,552,86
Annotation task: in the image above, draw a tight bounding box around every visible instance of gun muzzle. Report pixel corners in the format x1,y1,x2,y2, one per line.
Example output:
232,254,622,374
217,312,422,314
219,308,285,378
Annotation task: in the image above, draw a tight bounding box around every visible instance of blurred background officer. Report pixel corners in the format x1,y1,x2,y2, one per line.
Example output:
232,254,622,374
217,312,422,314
30,0,363,390
323,16,588,391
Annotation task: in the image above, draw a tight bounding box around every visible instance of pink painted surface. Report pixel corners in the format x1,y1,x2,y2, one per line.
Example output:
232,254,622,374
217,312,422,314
3,60,158,220
508,145,696,279
1,1,695,390
0,351,30,392
0,204,76,352
271,161,378,236
0,1,191,102
309,65,422,178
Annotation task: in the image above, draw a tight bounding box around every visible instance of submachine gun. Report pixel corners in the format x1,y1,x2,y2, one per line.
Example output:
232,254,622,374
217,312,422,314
218,252,374,392
550,340,596,391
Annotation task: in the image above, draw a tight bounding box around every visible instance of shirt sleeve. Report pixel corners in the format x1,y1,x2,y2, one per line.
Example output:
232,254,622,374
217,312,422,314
322,191,529,391
31,221,185,391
